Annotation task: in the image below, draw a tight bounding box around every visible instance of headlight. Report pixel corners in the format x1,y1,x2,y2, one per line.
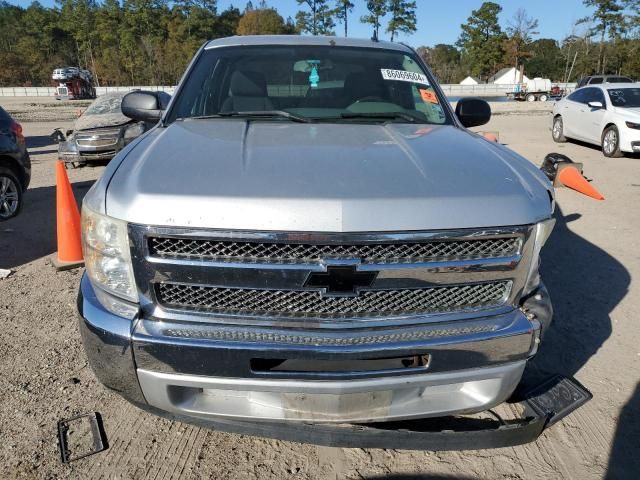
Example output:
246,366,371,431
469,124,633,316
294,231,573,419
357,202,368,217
81,206,138,303
625,121,640,130
123,122,145,142
523,218,556,295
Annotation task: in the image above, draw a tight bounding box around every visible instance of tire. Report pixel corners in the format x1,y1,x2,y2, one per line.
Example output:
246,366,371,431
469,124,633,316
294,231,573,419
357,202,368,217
539,94,548,102
0,167,23,221
552,116,567,143
602,125,623,158
526,93,536,102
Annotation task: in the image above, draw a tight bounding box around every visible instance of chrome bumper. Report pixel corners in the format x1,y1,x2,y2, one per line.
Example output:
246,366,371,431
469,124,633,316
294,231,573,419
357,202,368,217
137,362,525,423
78,274,546,425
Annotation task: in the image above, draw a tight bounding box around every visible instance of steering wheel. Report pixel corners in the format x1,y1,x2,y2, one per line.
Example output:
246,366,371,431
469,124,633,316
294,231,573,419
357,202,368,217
350,96,385,105
346,96,387,110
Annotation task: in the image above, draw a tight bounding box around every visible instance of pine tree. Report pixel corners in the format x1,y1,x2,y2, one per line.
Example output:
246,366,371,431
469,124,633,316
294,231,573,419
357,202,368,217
386,0,416,42
361,0,387,39
334,0,354,37
296,0,335,35
580,0,625,73
457,2,506,79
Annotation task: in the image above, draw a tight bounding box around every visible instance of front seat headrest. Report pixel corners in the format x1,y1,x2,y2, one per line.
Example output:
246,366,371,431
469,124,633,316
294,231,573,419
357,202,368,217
229,71,268,97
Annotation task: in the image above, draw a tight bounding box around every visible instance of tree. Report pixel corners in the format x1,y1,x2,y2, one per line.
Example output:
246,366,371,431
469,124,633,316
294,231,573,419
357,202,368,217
237,7,289,35
417,44,463,83
216,5,242,37
95,0,125,85
361,0,387,39
457,2,506,79
580,0,625,73
503,8,538,82
334,0,354,37
296,0,335,35
386,0,416,41
525,38,564,80
56,0,100,84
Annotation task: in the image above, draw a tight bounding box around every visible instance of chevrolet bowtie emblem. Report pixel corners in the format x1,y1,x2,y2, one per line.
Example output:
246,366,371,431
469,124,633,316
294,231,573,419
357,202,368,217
304,265,378,297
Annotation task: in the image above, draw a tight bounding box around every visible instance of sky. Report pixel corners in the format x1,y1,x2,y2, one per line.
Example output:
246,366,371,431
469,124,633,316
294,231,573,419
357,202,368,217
8,0,595,47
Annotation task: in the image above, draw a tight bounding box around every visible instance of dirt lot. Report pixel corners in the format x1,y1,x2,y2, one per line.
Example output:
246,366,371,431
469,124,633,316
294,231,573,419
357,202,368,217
0,98,638,479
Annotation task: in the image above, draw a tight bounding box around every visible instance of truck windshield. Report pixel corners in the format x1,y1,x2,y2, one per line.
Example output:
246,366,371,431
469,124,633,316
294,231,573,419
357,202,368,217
168,45,449,125
608,88,640,108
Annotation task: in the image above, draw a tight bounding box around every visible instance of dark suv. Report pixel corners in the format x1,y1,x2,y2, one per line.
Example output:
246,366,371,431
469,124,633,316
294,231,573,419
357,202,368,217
0,106,30,220
577,75,633,88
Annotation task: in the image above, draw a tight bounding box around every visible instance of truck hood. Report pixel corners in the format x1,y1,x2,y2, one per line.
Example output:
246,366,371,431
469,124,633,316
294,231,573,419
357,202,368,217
105,120,553,231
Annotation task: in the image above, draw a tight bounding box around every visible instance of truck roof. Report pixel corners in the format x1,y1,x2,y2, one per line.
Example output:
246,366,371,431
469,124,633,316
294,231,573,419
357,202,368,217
204,35,413,53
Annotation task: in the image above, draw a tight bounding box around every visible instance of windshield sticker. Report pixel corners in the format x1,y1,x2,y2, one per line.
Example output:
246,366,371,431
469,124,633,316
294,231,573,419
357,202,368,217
419,88,438,104
381,69,428,84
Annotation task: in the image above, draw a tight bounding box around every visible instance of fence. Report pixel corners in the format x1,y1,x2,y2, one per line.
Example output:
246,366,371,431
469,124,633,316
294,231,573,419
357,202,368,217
0,85,175,97
0,83,576,98
439,83,577,97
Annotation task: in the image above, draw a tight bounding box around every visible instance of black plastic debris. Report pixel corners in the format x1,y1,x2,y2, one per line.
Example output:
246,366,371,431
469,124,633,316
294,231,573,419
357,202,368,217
524,375,593,428
57,412,108,463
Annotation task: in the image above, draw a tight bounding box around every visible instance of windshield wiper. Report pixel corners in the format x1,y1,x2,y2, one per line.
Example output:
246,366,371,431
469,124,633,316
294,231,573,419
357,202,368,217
190,110,313,123
339,112,423,123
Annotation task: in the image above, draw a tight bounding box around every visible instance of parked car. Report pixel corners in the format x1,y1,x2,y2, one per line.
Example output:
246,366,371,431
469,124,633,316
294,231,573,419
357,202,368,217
0,106,30,220
78,36,574,449
56,91,168,167
552,83,640,157
577,75,633,88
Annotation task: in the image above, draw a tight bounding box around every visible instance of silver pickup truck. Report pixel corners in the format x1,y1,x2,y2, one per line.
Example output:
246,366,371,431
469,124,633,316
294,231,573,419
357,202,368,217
78,36,565,449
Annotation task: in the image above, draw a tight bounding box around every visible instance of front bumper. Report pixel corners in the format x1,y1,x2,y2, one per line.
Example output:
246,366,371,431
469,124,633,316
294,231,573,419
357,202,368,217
620,126,640,152
78,273,549,424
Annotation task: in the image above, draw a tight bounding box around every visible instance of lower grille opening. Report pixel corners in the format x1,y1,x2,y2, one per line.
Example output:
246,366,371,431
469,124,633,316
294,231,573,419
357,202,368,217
250,355,431,375
155,281,511,318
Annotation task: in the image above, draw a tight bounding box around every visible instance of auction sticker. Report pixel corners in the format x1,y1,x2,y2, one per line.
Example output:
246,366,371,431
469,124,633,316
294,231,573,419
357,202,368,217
381,69,428,84
419,88,438,104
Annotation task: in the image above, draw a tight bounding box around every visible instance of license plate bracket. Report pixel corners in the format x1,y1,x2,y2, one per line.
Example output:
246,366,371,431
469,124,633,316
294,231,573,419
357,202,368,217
57,412,108,463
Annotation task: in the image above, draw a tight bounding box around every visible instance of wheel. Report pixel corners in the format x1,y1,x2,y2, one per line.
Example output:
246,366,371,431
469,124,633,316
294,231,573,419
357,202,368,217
552,116,567,143
539,94,548,102
526,93,536,102
602,125,623,158
0,167,23,221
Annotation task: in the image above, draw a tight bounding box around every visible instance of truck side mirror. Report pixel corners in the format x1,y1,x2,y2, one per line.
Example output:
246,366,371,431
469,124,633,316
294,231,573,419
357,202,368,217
121,91,165,123
455,98,491,128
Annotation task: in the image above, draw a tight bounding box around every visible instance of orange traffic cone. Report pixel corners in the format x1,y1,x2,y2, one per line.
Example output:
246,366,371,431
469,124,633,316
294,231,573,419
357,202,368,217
483,132,499,142
557,165,605,201
50,160,84,270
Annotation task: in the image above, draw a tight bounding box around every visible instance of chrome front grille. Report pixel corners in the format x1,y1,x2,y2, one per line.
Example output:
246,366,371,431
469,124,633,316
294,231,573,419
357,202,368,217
75,129,120,147
130,225,533,328
156,281,511,318
148,236,520,264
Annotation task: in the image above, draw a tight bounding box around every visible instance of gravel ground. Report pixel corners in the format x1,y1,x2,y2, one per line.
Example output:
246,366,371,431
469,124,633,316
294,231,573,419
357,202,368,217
0,101,638,480
2,97,92,123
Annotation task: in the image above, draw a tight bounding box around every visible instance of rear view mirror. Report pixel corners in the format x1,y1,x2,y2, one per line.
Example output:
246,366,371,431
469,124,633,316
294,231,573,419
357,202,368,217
455,98,491,128
587,101,604,109
121,91,165,123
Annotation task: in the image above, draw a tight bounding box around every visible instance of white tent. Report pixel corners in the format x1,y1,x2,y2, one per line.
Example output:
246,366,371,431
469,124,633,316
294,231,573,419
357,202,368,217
460,76,480,85
488,67,529,85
